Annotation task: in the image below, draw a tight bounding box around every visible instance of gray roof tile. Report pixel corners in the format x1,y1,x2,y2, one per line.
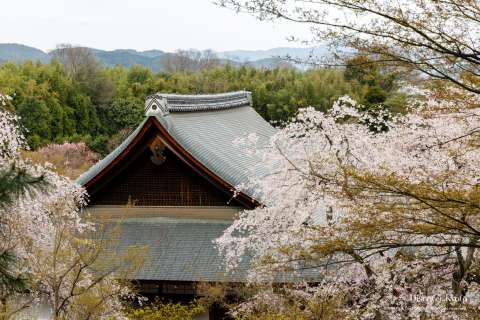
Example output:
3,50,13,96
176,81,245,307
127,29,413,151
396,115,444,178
156,105,276,198
112,217,247,282
110,217,322,282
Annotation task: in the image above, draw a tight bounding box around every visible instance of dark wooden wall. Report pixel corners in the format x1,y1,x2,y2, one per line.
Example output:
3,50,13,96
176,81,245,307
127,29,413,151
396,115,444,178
89,148,241,207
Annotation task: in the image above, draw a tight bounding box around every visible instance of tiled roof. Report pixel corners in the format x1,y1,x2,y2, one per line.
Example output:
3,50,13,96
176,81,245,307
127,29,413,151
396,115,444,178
155,106,275,199
77,91,276,202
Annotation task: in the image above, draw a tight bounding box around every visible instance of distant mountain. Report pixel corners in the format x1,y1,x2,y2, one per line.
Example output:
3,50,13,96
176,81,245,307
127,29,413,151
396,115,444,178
0,43,50,63
86,48,299,71
138,50,165,58
217,46,329,63
244,57,293,69
0,43,326,71
89,49,168,72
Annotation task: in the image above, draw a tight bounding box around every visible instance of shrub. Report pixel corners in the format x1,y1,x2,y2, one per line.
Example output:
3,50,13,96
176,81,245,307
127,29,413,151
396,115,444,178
126,299,206,320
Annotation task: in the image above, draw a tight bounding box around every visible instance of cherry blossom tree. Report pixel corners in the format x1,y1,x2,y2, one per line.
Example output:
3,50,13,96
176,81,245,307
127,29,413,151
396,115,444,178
0,106,138,319
214,2,480,317
27,219,145,320
216,87,480,318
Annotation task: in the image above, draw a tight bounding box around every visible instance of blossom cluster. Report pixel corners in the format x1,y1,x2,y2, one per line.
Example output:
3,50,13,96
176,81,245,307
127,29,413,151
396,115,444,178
0,93,12,107
36,142,98,167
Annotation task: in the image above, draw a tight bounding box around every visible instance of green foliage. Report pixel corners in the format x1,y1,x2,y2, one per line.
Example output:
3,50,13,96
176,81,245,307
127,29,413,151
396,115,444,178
344,55,405,111
88,135,109,156
126,299,205,320
364,86,387,105
0,165,45,209
0,60,401,154
106,97,145,133
0,166,45,295
16,96,51,148
0,251,27,295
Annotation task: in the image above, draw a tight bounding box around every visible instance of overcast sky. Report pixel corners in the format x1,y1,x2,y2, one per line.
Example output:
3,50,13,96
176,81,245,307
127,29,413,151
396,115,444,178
0,0,310,52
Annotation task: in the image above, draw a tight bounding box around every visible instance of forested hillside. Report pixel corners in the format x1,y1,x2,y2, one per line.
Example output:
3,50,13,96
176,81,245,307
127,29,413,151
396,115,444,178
0,51,404,155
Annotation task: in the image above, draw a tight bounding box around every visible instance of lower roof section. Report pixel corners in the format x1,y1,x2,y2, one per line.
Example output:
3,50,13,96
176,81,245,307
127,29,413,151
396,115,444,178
110,216,246,282
96,209,323,283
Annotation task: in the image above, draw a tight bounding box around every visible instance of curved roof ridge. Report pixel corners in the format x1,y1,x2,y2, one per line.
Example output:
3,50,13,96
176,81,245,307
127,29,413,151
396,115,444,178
146,90,252,113
148,90,249,100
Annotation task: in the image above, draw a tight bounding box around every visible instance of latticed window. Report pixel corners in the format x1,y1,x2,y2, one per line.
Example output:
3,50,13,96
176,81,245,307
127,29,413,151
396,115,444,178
90,148,239,207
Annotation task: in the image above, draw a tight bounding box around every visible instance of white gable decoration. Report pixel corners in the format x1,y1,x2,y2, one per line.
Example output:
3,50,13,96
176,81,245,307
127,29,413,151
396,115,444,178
145,95,169,116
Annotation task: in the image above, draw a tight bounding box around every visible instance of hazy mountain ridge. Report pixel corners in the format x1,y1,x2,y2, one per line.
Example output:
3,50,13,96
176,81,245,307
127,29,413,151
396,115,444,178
217,46,328,62
89,48,167,72
0,43,325,70
0,43,50,63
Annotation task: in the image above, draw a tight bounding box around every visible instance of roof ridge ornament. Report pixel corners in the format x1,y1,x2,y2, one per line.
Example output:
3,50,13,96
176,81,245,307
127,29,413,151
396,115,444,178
145,95,169,117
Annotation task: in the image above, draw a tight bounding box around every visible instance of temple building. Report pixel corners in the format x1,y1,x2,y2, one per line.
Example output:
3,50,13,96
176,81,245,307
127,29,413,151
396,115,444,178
76,91,276,318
